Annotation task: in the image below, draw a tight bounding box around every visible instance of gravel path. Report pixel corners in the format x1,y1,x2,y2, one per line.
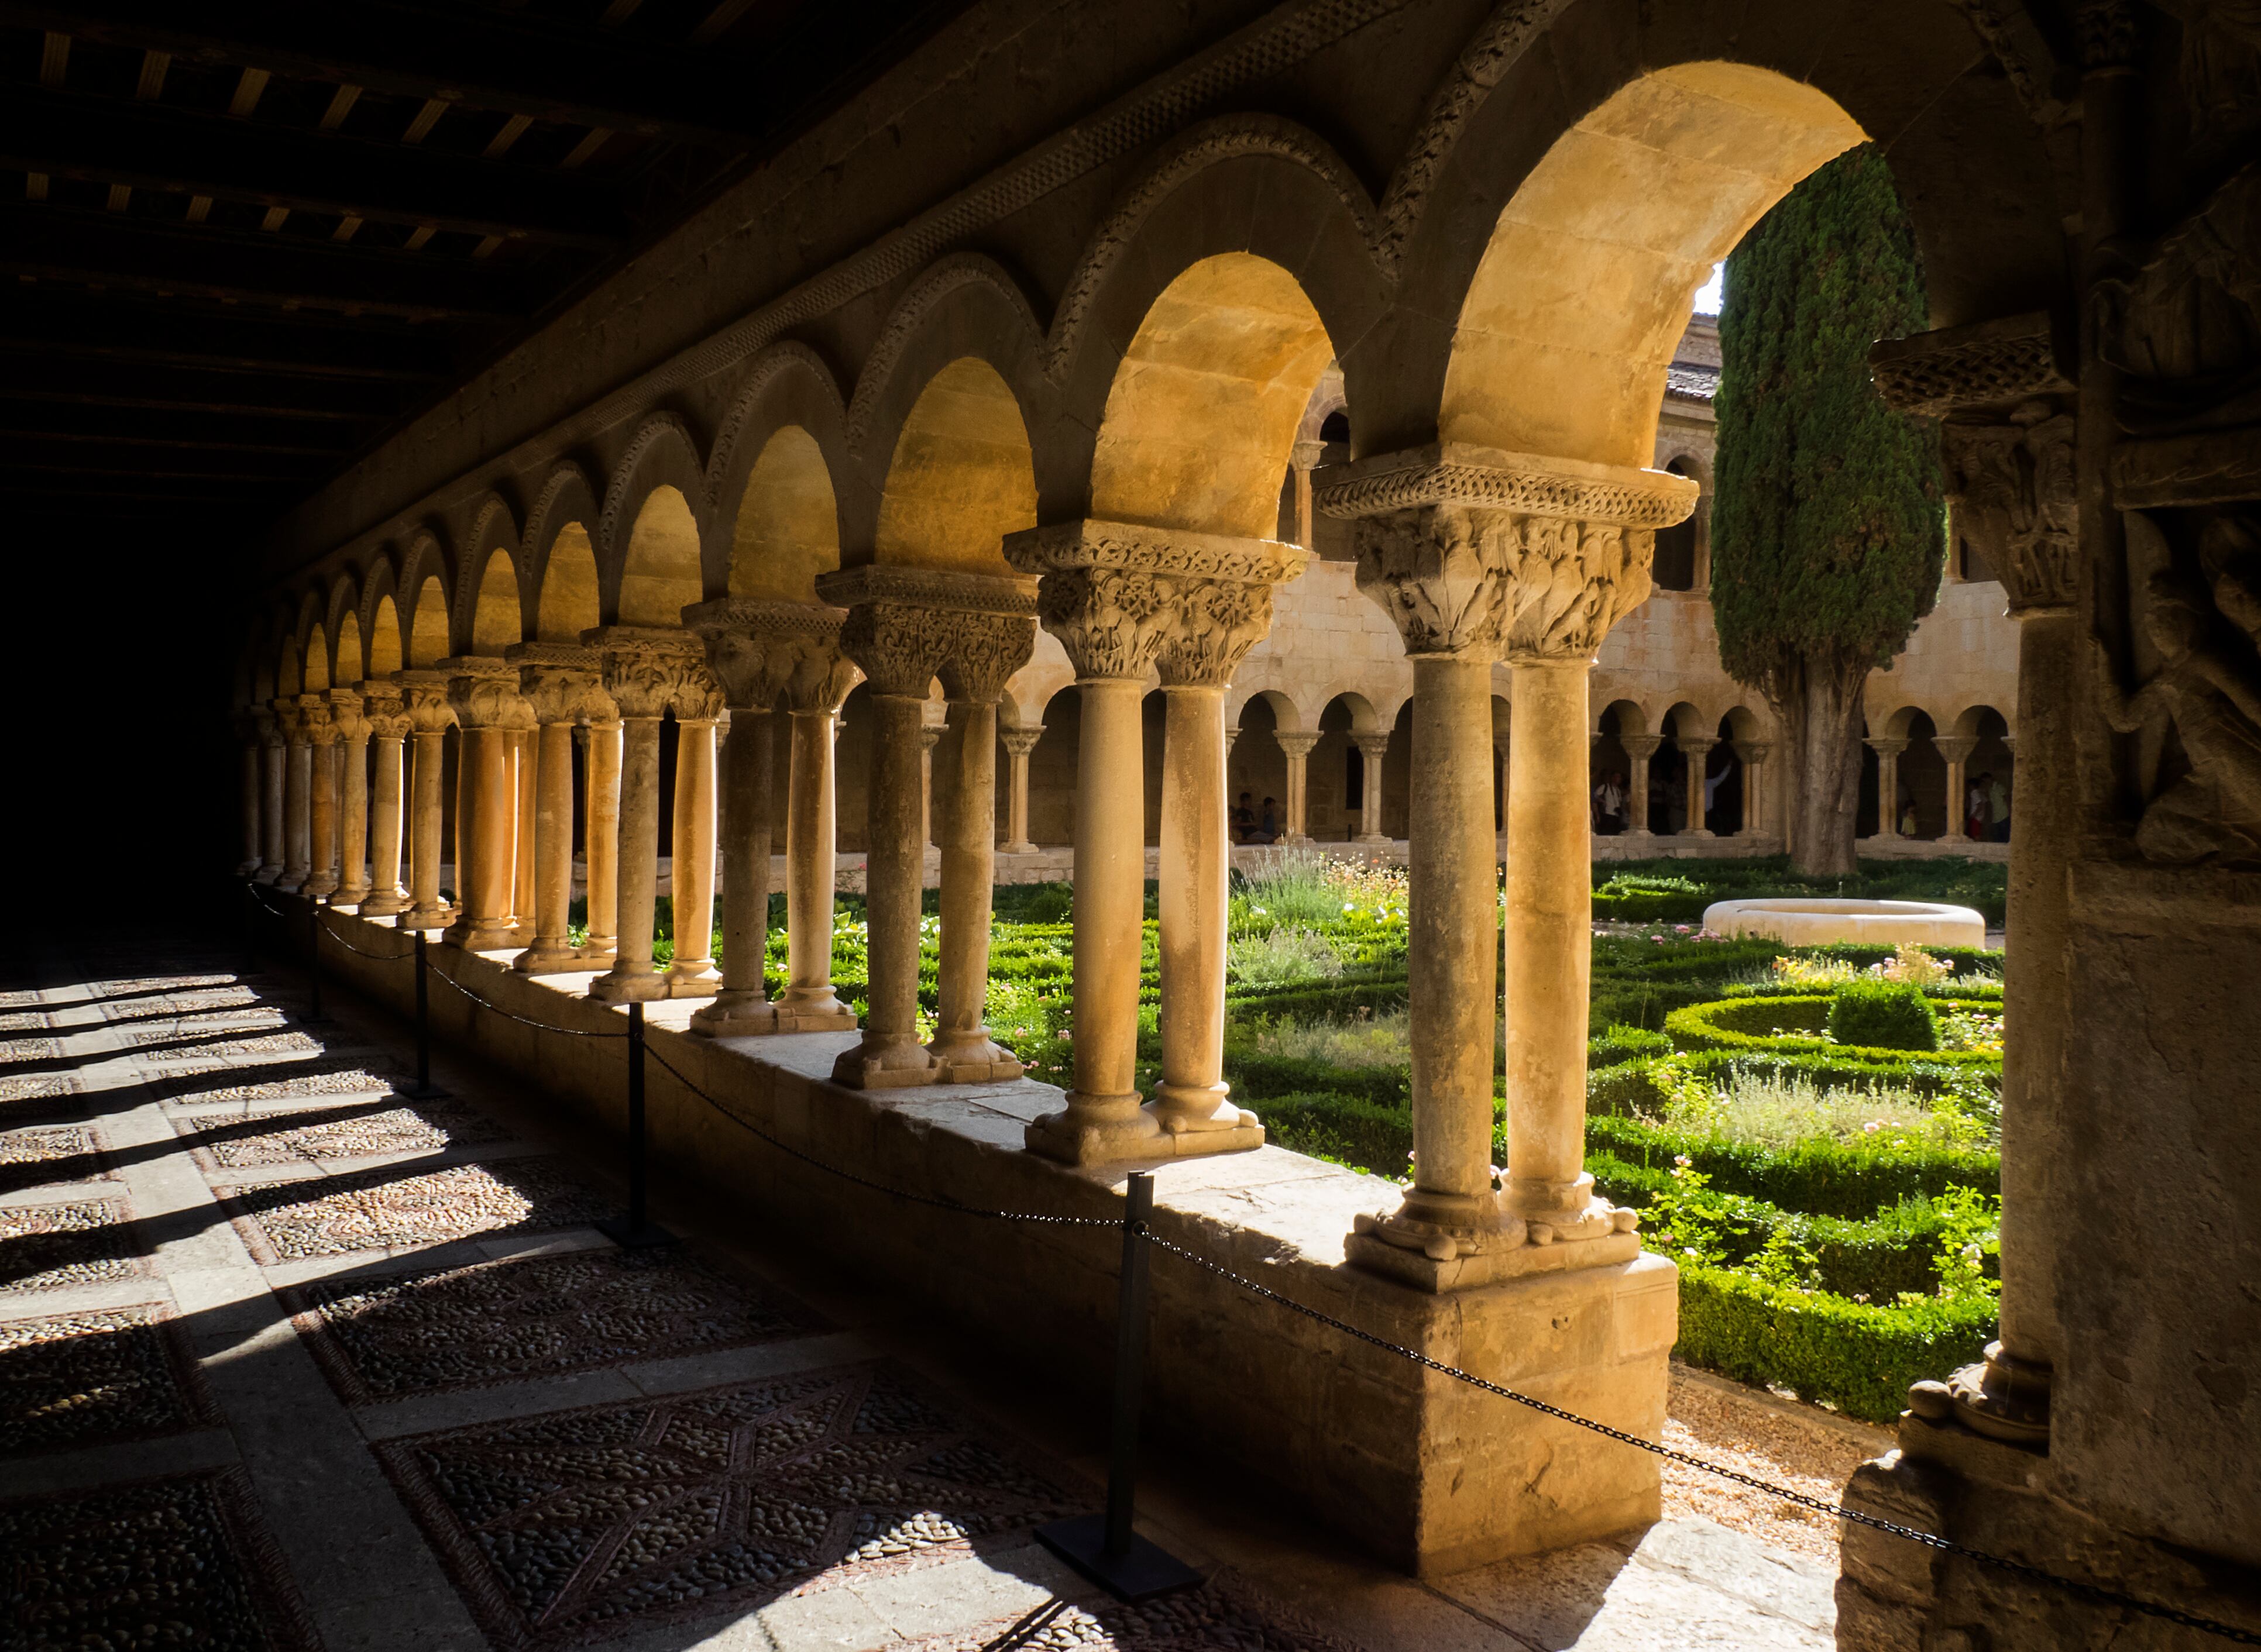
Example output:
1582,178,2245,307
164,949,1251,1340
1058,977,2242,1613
1660,1364,1894,1565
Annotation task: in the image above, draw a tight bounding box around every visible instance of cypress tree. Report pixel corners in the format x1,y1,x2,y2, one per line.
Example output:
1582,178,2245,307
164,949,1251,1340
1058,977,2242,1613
1710,143,1944,876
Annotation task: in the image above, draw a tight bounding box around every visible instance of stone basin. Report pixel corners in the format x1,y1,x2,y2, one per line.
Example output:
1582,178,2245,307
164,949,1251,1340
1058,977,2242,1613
1700,896,1988,948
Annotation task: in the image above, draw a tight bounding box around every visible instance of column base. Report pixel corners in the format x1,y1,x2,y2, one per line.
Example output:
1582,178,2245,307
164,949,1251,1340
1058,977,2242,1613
665,963,721,999
253,866,284,884
772,987,857,1033
276,872,308,893
1001,840,1037,856
1349,1195,1641,1292
1353,833,1392,846
334,884,371,911
831,1033,937,1089
928,1032,1025,1084
445,920,520,953
360,889,411,917
306,875,341,900
1917,1341,2052,1448
588,967,671,1004
514,942,589,976
689,992,781,1035
235,859,262,878
1024,1097,1263,1165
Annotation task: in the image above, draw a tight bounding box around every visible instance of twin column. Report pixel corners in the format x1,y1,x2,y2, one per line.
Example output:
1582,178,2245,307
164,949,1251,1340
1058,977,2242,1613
813,567,1035,1087
1317,446,1696,1288
1002,519,1305,1164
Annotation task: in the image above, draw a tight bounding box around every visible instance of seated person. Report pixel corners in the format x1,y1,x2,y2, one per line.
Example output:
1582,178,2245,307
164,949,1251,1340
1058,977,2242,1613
1231,790,1257,843
1248,796,1280,844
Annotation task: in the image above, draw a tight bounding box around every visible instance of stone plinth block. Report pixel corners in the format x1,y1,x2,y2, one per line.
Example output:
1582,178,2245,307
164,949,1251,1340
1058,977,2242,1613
1023,1108,1265,1165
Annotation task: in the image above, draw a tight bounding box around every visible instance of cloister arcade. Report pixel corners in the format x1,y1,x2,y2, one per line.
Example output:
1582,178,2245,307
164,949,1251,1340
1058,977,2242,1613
203,4,2261,1644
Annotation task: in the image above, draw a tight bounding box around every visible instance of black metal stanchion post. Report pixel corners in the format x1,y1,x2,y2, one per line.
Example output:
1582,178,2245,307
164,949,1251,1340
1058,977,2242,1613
598,1001,671,1248
1036,1171,1200,1601
404,930,449,1100
304,899,329,1024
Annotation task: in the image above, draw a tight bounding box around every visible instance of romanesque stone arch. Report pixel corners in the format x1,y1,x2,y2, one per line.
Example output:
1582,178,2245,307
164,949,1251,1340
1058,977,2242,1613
705,344,850,603
524,463,602,644
599,414,710,626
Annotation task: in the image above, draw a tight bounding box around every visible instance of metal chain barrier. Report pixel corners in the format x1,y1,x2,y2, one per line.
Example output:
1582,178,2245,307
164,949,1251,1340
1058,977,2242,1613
1135,1229,2261,1646
641,1042,1117,1228
315,910,417,963
422,958,631,1038
246,882,294,921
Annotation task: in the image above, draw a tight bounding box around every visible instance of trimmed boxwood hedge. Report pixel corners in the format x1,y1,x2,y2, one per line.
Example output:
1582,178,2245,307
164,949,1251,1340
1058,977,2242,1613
1664,994,1998,1070
1585,1110,1997,1216
1674,1262,1997,1422
1587,1049,1994,1114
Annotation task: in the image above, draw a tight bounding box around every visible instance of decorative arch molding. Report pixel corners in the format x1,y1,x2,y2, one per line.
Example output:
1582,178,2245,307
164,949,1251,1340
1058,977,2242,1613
395,525,458,662
323,574,364,672
356,553,401,646
456,490,527,649
705,343,851,595
1226,686,1311,735
524,462,600,563
1049,114,1387,377
844,254,1047,459
597,411,713,574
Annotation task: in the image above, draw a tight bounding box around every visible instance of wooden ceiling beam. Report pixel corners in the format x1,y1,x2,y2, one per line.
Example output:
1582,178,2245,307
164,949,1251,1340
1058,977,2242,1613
1,357,411,420
0,291,453,380
0,87,630,247
0,201,527,320
0,0,764,146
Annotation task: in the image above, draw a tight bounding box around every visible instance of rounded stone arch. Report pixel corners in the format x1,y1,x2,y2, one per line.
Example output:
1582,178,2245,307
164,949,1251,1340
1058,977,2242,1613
866,356,1039,576
705,344,850,601
324,574,363,682
1953,701,2014,741
291,591,331,693
359,557,405,679
1720,704,1766,743
453,493,525,647
1661,700,1709,741
276,631,303,698
1652,452,1710,593
1596,697,1649,738
1228,686,1307,735
1011,672,1078,736
1322,690,1383,736
599,414,711,624
1047,116,1390,484
524,463,602,643
843,258,1050,544
1879,703,1934,741
396,530,456,666
1363,15,2071,460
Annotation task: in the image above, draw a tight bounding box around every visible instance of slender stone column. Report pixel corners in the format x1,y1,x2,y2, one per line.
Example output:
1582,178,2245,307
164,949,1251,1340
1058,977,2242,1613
235,712,265,876
1006,519,1298,1161
683,599,847,1034
1320,444,1693,1286
331,689,372,908
666,690,725,996
304,700,342,900
1353,732,1391,843
1867,736,1908,838
443,663,534,952
1678,734,1716,838
919,719,945,850
930,608,1036,1082
775,644,861,1031
1733,740,1771,839
1277,730,1320,844
256,710,286,883
276,698,312,892
1621,732,1661,835
584,718,622,962
1919,400,2080,1444
814,567,1035,1089
511,646,612,973
396,672,456,929
586,628,708,1003
1935,734,1979,843
361,686,411,916
511,727,539,944
999,724,1041,853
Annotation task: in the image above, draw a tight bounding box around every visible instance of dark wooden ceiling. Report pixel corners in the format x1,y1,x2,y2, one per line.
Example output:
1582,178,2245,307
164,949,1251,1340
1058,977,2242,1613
1,1,965,536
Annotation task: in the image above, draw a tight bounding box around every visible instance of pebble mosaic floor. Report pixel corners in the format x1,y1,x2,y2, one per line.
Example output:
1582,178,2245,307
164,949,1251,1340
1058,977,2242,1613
1,923,1852,1651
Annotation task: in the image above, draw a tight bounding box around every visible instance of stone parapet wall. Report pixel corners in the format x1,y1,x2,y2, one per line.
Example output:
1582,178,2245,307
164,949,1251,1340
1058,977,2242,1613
317,908,1676,1575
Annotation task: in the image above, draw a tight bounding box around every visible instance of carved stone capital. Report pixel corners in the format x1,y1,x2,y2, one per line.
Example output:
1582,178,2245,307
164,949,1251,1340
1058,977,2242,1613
1866,736,1910,759
813,566,1040,701
1733,740,1773,766
1002,519,1306,685
1934,735,1982,765
505,642,616,725
999,724,1044,759
392,670,459,735
583,627,718,720
444,657,535,731
1869,312,2073,418
327,687,370,745
1319,447,1692,663
1676,735,1716,758
682,597,848,712
1274,730,1321,759
1941,410,2080,616
270,697,304,741
1352,732,1391,760
362,683,410,742
300,696,339,746
1618,733,1662,762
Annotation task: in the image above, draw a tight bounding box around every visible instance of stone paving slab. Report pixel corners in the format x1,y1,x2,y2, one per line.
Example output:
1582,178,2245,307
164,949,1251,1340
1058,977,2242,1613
174,1097,517,1173
214,1155,617,1265
0,1121,111,1195
0,1192,145,1292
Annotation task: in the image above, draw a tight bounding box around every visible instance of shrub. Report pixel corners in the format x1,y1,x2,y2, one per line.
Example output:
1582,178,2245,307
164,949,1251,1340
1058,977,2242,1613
1665,995,1994,1071
1231,849,1348,932
1582,1111,1998,1217
1829,980,1940,1052
1590,1024,1673,1068
1225,927,1343,988
1259,1090,1412,1177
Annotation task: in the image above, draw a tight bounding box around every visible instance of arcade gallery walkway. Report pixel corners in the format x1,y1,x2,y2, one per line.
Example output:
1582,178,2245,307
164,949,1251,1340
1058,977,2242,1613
0,925,1861,1651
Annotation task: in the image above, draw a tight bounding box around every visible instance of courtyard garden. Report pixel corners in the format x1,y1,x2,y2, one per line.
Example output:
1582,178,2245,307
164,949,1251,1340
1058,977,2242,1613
611,850,2008,1424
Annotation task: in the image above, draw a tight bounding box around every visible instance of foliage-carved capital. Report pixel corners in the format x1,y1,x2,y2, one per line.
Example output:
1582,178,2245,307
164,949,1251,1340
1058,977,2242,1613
393,672,459,734
815,567,1039,701
683,598,849,711
1003,519,1305,684
1940,412,2080,616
